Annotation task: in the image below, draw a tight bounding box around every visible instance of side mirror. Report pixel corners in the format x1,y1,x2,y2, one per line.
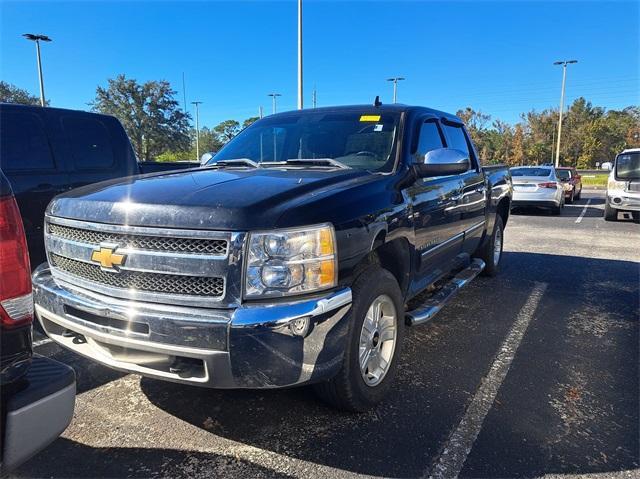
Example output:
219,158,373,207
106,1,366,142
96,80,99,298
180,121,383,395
200,151,217,166
414,148,470,178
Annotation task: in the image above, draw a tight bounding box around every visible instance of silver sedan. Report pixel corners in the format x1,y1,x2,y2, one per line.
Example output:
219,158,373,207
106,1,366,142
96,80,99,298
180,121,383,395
510,166,565,215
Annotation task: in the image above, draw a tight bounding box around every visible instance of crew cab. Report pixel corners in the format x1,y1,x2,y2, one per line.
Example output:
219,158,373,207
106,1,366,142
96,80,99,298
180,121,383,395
33,104,512,411
0,103,197,267
605,148,640,221
1,170,75,471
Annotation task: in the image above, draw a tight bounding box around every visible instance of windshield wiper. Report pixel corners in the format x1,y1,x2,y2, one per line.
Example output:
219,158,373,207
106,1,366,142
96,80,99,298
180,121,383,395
214,158,260,168
285,158,351,169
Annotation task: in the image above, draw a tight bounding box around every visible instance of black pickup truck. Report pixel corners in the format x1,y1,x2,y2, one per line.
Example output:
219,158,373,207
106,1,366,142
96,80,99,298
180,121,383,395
33,104,512,411
0,103,198,267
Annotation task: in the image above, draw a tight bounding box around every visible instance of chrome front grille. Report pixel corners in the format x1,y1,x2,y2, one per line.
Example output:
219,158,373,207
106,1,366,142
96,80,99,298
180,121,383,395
44,216,244,308
48,223,228,255
50,254,224,297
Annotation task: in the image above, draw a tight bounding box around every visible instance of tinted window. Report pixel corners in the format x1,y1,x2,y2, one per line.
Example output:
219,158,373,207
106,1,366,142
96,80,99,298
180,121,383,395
414,121,444,161
0,111,55,171
213,111,400,172
511,167,552,177
556,169,571,179
63,116,115,170
442,123,470,156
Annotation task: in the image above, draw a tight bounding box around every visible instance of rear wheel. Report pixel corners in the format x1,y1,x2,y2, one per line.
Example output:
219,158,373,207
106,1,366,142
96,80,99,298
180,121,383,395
566,190,574,204
575,187,582,201
604,199,618,221
314,266,404,412
475,215,504,277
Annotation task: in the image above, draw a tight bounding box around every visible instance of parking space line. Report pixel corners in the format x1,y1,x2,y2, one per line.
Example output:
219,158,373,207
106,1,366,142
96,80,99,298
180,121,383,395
33,338,53,347
575,199,592,224
427,282,548,479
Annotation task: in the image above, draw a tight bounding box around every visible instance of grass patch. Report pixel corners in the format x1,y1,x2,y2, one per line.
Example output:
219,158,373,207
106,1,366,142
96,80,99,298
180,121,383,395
580,174,608,187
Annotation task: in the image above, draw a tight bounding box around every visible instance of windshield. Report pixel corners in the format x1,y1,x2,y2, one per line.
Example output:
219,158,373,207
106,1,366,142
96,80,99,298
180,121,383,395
616,152,640,179
210,111,400,172
556,169,571,179
511,167,552,177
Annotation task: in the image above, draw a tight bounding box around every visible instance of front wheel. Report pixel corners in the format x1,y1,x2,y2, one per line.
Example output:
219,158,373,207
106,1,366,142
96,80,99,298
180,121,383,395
604,199,618,221
313,266,404,412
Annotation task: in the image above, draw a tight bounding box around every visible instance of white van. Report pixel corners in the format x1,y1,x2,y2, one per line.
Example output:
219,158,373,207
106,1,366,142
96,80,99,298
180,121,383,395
605,148,640,221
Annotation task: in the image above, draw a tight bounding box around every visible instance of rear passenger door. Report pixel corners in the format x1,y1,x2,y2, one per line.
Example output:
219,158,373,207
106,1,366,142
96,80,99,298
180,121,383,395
441,121,487,255
0,109,69,267
59,113,133,190
406,118,464,295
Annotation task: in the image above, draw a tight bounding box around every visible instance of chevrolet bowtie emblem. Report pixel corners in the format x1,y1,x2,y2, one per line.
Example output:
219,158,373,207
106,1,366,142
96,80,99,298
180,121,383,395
91,244,126,271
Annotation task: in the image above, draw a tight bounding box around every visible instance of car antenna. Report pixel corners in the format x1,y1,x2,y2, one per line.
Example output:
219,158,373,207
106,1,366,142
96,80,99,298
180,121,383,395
374,95,382,107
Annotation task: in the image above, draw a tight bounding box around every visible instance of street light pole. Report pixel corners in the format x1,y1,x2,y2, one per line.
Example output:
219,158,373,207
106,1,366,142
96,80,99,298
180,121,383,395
553,60,577,167
386,77,405,104
22,33,52,107
191,101,202,161
297,0,303,109
268,93,281,114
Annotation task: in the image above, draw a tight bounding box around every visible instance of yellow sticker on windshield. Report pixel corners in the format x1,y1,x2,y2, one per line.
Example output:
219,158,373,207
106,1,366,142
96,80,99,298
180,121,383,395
360,115,381,122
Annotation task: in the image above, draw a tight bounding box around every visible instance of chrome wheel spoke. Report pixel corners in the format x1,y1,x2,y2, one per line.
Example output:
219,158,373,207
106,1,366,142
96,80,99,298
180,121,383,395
358,294,398,387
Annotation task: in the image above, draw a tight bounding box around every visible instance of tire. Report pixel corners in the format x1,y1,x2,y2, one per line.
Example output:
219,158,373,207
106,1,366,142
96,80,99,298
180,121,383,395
575,188,581,201
566,190,574,204
313,266,405,412
475,214,504,277
551,203,561,215
604,199,617,221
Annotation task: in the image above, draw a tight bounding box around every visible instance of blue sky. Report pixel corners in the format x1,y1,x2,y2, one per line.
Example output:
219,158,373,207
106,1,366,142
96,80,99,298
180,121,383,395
1,0,638,128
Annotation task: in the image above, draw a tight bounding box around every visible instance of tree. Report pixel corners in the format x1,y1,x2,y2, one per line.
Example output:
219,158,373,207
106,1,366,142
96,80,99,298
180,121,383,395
213,119,240,143
0,81,46,106
91,74,191,162
510,124,525,166
242,116,260,129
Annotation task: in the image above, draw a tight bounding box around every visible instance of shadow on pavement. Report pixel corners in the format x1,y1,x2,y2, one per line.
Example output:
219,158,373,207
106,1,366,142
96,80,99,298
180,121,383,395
138,251,638,478
12,438,294,479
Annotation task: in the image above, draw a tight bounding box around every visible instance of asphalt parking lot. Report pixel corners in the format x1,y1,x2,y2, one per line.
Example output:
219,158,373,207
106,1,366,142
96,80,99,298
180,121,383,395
14,190,639,479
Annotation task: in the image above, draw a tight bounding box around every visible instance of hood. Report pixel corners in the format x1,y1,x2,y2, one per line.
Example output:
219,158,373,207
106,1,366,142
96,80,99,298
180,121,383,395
48,167,375,230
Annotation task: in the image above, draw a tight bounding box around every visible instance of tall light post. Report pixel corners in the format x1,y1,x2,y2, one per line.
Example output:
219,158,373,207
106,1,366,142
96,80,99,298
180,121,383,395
191,101,202,161
553,60,577,167
386,77,405,103
22,33,51,107
268,93,281,114
297,0,303,109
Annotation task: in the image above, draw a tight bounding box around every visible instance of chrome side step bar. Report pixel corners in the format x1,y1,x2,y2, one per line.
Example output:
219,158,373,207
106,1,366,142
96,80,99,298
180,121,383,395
405,258,485,326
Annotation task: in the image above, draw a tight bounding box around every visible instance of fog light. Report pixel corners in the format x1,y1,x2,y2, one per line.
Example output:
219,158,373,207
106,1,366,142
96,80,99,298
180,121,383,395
613,197,622,204
289,316,310,337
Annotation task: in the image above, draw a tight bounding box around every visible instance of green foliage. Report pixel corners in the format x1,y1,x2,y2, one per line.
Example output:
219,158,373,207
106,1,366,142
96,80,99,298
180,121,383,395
91,74,191,162
457,99,639,168
0,81,47,106
242,117,259,129
213,120,241,143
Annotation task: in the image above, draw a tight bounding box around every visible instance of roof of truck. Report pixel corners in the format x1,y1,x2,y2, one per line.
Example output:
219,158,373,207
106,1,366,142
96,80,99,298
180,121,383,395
268,103,461,123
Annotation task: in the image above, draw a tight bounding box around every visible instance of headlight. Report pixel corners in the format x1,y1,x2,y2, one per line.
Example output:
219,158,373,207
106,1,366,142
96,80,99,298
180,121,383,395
245,224,337,298
608,178,626,191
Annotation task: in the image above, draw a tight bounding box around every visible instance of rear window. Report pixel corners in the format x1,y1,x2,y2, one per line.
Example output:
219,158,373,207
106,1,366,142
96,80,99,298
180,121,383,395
62,116,115,170
556,169,571,179
0,111,55,171
511,167,552,177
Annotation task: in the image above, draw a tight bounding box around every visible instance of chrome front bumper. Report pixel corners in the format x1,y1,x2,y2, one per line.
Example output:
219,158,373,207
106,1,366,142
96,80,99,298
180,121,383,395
32,265,352,389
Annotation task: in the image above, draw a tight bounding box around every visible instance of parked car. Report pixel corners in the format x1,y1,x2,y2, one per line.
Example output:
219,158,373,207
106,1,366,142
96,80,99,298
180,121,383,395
604,148,640,221
0,103,198,268
555,166,582,203
0,170,75,471
510,166,564,214
601,161,613,171
32,104,512,411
